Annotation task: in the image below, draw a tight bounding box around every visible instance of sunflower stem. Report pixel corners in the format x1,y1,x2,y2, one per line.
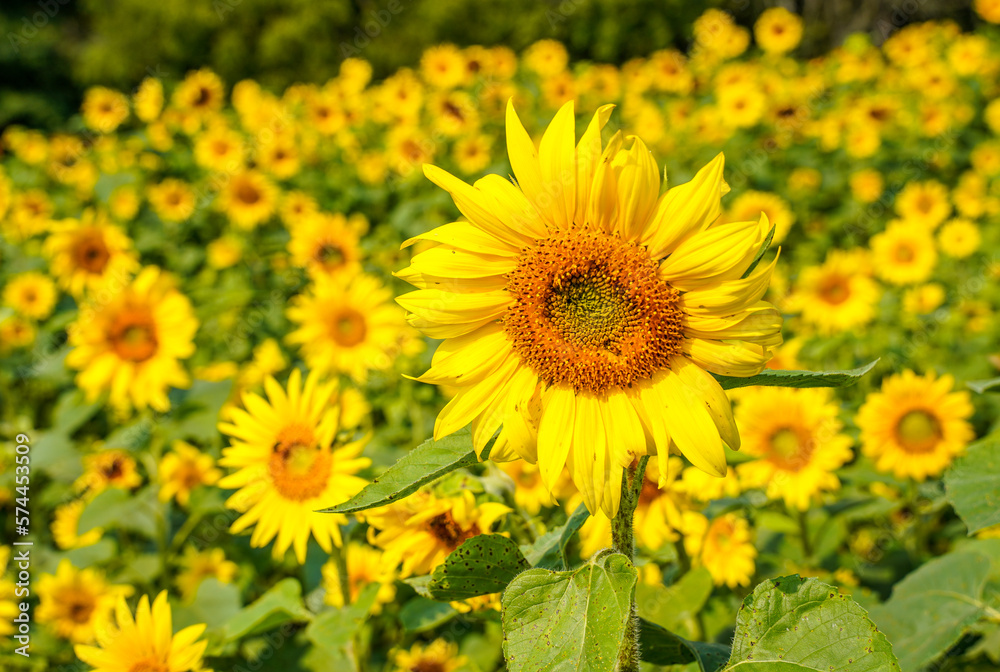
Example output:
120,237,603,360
612,455,648,672
796,508,813,560
335,538,352,606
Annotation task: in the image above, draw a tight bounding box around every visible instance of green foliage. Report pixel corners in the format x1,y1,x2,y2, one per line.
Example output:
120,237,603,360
945,436,1000,534
714,360,879,391
427,534,530,601
501,552,637,672
520,503,590,570
303,583,380,671
639,619,730,671
222,578,312,642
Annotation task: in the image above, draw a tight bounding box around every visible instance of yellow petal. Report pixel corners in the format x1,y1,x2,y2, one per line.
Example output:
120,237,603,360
537,386,576,491
679,253,778,317
475,174,548,238
658,217,763,291
670,357,741,451
586,130,623,233
505,101,547,221
423,164,533,247
538,100,577,230
401,221,520,256
643,153,726,259
404,246,517,279
614,137,660,241
433,355,519,439
397,289,510,324
576,104,616,221
683,338,770,377
655,370,727,477
416,326,512,385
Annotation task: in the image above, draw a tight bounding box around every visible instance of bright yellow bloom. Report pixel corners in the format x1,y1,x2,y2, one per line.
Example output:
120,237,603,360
287,212,362,278
421,44,468,88
894,180,951,229
36,560,132,644
321,543,397,613
158,441,221,506
975,0,1000,23
902,283,946,315
218,369,371,563
365,489,511,577
857,370,974,481
849,169,885,203
788,250,880,334
2,272,58,320
726,189,795,242
175,547,238,601
74,592,208,672
52,499,104,550
0,315,35,351
76,449,143,495
524,39,569,77
684,512,757,588
109,185,141,221
398,102,780,517
937,218,981,258
67,267,198,413
217,170,277,230
754,7,803,54
4,187,51,241
148,178,197,223
193,124,246,172
870,222,937,286
736,387,854,510
134,77,164,122
392,638,468,672
206,235,244,269
173,68,225,117
44,210,139,297
81,87,129,133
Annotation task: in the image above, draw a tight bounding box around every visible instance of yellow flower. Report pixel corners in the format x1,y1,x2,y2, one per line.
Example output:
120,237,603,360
5,187,51,241
421,44,467,89
789,250,880,334
193,124,246,172
498,460,564,515
217,170,277,230
453,134,493,175
716,85,766,129
2,272,58,320
173,68,225,117
44,210,139,297
0,547,17,637
74,592,208,672
76,449,143,495
726,189,795,242
524,39,569,77
148,178,197,223
683,512,757,588
365,490,511,577
754,7,803,54
858,370,974,481
735,387,853,510
398,102,781,517
870,222,937,286
218,369,372,563
158,440,221,506
175,547,238,601
206,235,244,269
279,190,320,228
678,464,742,502
392,638,468,672
287,271,423,383
81,87,129,133
902,283,946,315
257,135,300,179
36,560,132,644
894,180,951,229
321,543,397,613
52,499,104,550
937,218,981,258
0,315,35,351
134,77,164,122
109,185,140,221
287,213,362,278
66,267,198,412
693,9,750,60
975,0,1000,23
849,169,884,203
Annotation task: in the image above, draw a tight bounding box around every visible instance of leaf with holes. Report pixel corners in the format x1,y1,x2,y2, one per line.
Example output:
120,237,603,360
714,359,878,391
944,436,1000,534
428,534,530,601
725,575,900,672
502,552,637,672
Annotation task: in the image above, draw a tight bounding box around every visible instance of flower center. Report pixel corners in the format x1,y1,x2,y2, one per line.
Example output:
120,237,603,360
504,230,684,393
109,310,159,362
895,410,941,453
315,243,346,269
817,275,851,305
412,662,447,672
894,244,915,263
236,181,261,205
426,511,479,550
329,309,367,347
65,592,96,623
767,428,812,470
128,660,169,672
73,232,111,273
268,424,332,501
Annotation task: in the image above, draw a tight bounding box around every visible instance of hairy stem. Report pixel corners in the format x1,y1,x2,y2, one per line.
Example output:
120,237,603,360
612,456,648,672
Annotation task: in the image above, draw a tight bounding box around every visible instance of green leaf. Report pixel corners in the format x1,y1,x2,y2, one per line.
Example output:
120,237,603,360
944,437,1000,534
50,389,103,434
741,223,776,279
639,619,730,672
428,534,530,601
726,575,900,672
966,377,1000,394
502,552,637,672
868,552,994,672
303,583,380,672
163,379,234,444
222,578,312,642
78,486,161,538
520,503,590,570
172,578,243,650
713,359,878,391
399,597,458,632
320,429,484,514
637,567,713,637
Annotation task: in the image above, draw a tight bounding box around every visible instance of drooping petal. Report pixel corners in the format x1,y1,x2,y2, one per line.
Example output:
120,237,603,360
643,153,727,259
654,369,728,477
670,356,741,451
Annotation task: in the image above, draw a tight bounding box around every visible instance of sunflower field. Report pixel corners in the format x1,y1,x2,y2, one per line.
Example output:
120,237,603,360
3,3,1000,672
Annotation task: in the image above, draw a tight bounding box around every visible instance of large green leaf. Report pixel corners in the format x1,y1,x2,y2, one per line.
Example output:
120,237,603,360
428,534,530,601
944,437,1000,534
302,583,380,672
502,552,637,672
639,619,730,672
222,578,312,642
321,429,483,514
520,503,590,570
714,360,878,391
868,552,994,672
726,575,900,672
399,597,458,632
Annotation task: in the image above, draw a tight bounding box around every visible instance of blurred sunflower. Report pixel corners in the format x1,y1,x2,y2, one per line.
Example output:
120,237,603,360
44,210,139,297
321,542,397,612
193,124,246,172
217,170,277,229
287,272,423,383
937,218,981,258
0,548,16,637
158,440,221,506
2,271,58,320
81,87,130,133
735,387,854,510
894,180,951,228
683,512,757,588
726,189,795,242
754,7,803,54
52,499,103,550
173,68,225,117
393,639,468,672
788,250,880,334
76,449,143,495
74,592,208,672
175,547,238,601
870,222,937,285
287,212,362,278
5,188,51,241
66,267,198,412
134,77,163,122
365,489,511,577
36,560,132,644
857,370,974,481
397,101,780,517
147,179,197,223
218,369,371,563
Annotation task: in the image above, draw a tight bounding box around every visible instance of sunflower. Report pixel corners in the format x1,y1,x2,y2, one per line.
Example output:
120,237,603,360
397,102,781,517
193,124,246,172
217,369,371,563
321,542,397,613
147,179,197,223
175,547,238,601
937,218,981,258
754,7,803,54
393,639,468,672
134,77,164,122
74,592,208,672
735,387,853,510
76,449,143,495
894,180,951,228
5,188,52,241
857,370,974,481
206,235,243,269
683,512,757,588
158,440,221,506
420,44,468,89
788,250,880,334
44,210,139,297
257,136,300,179
725,189,795,242
217,170,277,229
902,283,946,316
287,272,423,383
81,87,130,133
453,134,493,174
524,39,569,77
52,499,104,550
2,271,58,320
66,267,198,413
109,185,141,221
172,68,225,117
36,560,132,644
870,221,938,286
365,489,511,577
287,213,362,278
0,315,35,351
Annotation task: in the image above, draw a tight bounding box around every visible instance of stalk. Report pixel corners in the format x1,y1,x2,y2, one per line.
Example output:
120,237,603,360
611,455,648,672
